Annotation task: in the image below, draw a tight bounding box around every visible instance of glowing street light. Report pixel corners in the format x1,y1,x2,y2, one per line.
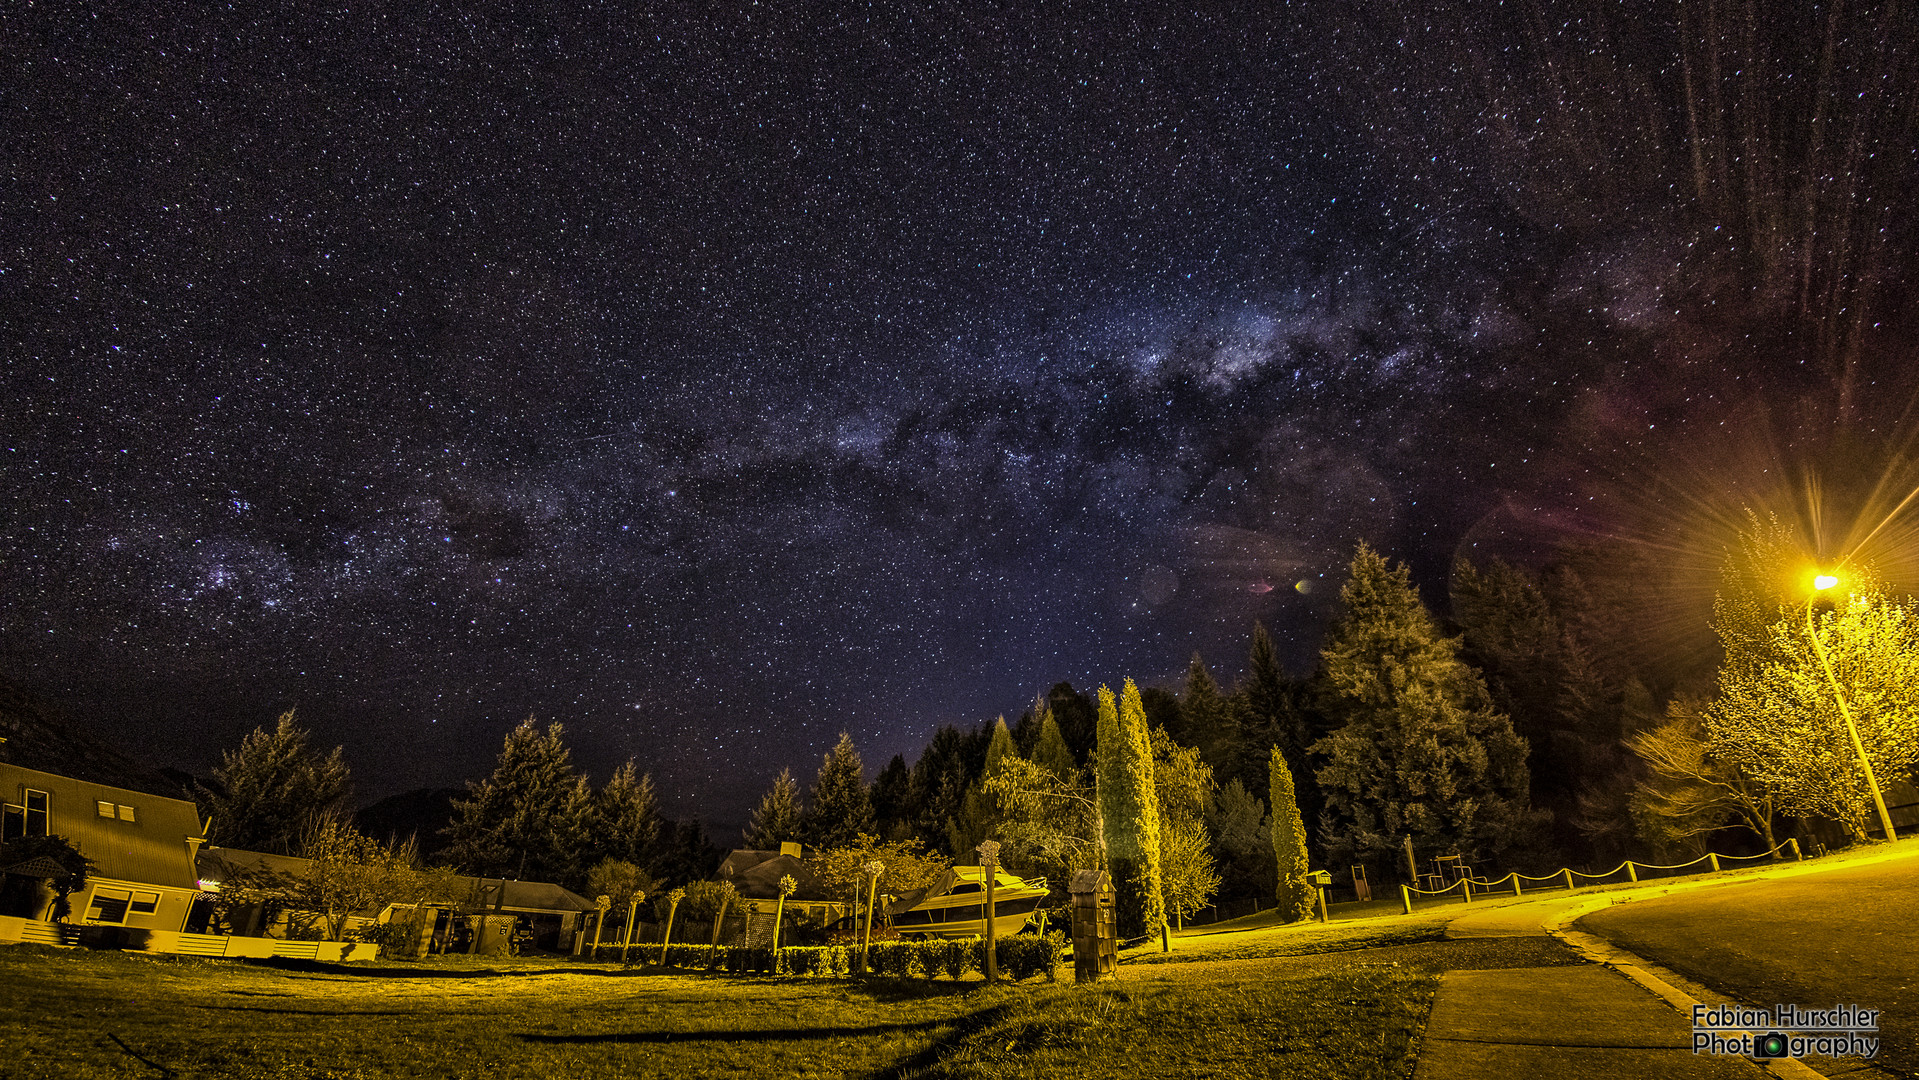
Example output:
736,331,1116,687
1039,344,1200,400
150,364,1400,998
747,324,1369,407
1806,573,1899,842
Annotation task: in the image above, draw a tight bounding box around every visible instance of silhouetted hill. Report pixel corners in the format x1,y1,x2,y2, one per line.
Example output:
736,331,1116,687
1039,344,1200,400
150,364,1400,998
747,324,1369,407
0,676,192,799
355,787,463,859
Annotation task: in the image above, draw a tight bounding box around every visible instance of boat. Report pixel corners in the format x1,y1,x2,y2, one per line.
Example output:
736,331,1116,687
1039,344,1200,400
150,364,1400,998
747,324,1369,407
882,864,1048,939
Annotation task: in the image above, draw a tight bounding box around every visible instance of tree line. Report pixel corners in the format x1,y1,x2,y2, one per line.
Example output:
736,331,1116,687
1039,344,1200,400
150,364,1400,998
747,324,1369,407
189,521,1919,943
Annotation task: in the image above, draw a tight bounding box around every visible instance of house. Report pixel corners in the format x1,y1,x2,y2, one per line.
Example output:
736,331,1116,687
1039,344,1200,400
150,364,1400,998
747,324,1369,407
718,841,855,930
195,845,595,956
0,763,207,934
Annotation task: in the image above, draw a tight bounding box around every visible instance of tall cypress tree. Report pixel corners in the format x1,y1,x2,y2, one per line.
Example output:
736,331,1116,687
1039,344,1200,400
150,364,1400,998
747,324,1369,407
805,732,875,850
1269,747,1314,922
443,716,584,882
744,768,805,849
1315,545,1539,870
1099,680,1165,940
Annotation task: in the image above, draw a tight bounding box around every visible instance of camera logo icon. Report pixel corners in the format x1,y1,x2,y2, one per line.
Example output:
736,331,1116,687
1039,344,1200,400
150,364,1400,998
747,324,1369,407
1754,1033,1791,1059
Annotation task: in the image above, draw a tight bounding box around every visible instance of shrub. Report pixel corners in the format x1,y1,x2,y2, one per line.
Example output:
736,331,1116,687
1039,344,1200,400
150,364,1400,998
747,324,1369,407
866,941,919,978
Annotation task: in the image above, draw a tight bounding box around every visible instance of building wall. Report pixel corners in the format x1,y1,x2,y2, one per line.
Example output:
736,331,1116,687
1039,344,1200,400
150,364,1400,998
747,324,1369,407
70,876,197,933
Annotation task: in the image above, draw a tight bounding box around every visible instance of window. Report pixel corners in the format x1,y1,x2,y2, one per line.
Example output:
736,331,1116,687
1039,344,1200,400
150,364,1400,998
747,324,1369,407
87,887,132,924
1,805,19,841
23,790,48,836
117,805,136,823
98,801,116,818
129,892,161,916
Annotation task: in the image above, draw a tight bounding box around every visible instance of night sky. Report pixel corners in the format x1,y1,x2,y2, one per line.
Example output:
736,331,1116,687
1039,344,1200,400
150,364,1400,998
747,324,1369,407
6,2,1916,830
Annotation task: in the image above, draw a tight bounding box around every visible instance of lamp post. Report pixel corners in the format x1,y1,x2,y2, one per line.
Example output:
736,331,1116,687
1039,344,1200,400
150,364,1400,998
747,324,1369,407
977,841,1000,982
1807,574,1900,842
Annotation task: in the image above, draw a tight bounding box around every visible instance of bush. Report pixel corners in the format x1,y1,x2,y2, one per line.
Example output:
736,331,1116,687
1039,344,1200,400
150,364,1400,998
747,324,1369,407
347,921,418,956
866,941,921,978
996,932,1065,982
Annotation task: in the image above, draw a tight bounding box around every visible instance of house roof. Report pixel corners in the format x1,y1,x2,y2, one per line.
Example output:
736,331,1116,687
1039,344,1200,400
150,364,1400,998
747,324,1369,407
717,848,837,902
1,763,204,891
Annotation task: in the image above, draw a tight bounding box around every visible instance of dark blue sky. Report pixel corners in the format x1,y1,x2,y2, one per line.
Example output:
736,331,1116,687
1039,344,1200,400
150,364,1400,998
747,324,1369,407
6,1,1914,831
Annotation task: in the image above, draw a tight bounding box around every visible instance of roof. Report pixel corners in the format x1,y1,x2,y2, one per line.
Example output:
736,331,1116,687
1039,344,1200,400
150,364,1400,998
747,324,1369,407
197,846,595,914
717,848,835,901
1,763,204,890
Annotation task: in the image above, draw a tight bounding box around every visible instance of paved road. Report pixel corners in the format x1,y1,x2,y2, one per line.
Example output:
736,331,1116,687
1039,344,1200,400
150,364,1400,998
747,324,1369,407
1579,857,1918,1076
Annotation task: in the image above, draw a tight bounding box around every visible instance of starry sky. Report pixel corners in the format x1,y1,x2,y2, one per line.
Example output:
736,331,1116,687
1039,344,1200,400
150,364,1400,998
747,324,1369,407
6,2,1917,830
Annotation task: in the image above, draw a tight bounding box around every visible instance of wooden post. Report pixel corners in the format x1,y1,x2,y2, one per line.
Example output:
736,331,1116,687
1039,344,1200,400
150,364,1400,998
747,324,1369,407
1708,853,1720,872
620,893,641,964
1317,886,1329,923
1511,874,1522,897
861,860,883,975
773,874,796,954
1562,868,1574,891
1789,838,1803,861
977,842,1000,979
658,889,683,966
591,895,611,960
1625,861,1638,883
710,892,731,966
1460,877,1471,904
1399,885,1413,915
1403,836,1418,886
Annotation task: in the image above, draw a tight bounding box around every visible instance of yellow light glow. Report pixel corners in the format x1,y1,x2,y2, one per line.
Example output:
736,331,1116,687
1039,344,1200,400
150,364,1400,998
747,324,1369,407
1814,574,1840,591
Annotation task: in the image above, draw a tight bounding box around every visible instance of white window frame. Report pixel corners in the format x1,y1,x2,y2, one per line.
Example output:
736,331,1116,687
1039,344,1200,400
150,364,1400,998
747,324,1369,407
23,789,49,836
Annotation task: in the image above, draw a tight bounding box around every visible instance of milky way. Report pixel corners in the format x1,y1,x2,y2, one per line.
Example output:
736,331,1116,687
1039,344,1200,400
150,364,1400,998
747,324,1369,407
6,2,1916,827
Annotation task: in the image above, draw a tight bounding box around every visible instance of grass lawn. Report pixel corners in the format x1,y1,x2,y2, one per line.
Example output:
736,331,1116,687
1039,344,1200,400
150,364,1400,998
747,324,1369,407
0,912,1585,1079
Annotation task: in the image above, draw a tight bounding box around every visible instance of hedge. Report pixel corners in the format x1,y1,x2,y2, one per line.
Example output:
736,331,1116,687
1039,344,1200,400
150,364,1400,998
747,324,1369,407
642,933,1064,982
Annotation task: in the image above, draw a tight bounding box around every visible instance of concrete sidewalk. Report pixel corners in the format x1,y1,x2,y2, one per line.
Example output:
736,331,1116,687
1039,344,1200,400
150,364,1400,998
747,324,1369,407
1413,889,1837,1080
1414,964,1766,1080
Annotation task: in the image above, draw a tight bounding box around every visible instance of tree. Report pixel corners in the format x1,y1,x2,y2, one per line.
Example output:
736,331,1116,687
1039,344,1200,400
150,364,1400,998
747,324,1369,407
1269,747,1315,922
869,755,913,840
1314,544,1540,871
744,768,806,849
596,760,660,867
442,716,584,883
1150,725,1218,927
1030,707,1077,782
0,834,92,920
1704,529,1919,839
949,717,1019,854
805,733,876,850
201,709,351,854
1046,682,1100,765
984,755,1100,886
1453,558,1630,855
1629,698,1776,855
1099,680,1165,941
811,834,948,904
295,820,456,942
1207,778,1273,898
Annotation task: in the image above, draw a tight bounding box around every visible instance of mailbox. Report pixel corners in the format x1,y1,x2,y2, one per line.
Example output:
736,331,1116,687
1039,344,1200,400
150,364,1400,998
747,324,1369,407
1069,869,1116,983
1306,870,1332,887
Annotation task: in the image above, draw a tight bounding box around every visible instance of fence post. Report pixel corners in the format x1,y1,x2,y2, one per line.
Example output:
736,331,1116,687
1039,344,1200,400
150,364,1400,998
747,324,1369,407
1400,885,1413,915
1460,878,1472,904
1561,868,1574,891
1789,838,1803,861
1625,861,1638,883
1708,853,1720,872
1511,874,1522,897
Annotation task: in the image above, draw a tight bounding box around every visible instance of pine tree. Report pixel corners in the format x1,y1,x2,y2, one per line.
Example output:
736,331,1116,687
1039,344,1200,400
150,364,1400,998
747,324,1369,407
1269,747,1314,922
443,716,585,882
869,755,913,840
805,732,875,850
201,709,351,854
1099,680,1165,941
744,768,805,849
1181,653,1235,766
1031,709,1077,782
1238,622,1310,806
951,717,1021,854
1207,778,1273,897
596,760,660,866
1315,544,1539,871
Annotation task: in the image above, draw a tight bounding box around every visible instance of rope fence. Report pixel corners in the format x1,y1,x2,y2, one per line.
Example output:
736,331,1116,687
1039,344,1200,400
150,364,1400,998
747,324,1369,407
1397,838,1803,913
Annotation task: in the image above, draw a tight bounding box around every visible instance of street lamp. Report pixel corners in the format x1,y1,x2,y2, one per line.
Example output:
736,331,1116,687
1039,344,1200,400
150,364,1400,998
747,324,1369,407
1806,573,1900,842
